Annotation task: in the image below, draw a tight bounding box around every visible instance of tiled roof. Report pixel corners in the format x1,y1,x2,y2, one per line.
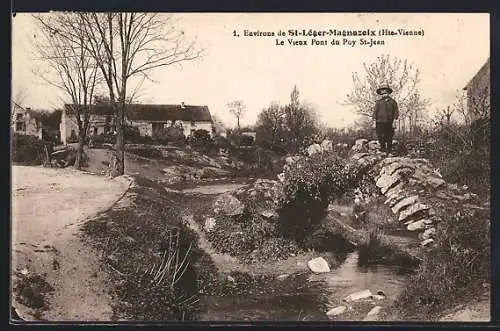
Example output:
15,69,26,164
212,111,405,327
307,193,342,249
64,103,212,122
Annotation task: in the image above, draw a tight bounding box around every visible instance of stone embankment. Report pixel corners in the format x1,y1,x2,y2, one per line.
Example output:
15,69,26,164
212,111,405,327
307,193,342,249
347,138,486,248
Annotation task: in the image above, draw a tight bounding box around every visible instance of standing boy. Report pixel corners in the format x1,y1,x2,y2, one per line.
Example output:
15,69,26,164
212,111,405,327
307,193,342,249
373,84,399,155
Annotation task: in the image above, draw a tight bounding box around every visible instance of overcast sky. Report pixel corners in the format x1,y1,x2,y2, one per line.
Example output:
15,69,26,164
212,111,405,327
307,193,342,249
12,12,489,128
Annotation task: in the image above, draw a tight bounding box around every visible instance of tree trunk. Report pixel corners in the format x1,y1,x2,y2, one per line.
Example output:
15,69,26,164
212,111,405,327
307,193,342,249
74,133,85,170
115,103,125,176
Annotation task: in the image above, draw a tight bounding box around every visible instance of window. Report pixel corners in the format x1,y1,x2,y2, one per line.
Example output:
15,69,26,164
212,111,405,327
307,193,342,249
191,121,196,127
93,127,98,135
16,113,23,121
15,122,25,132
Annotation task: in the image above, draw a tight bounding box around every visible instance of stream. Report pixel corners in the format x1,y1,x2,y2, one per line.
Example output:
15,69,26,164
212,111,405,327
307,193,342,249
199,251,412,321
175,180,414,321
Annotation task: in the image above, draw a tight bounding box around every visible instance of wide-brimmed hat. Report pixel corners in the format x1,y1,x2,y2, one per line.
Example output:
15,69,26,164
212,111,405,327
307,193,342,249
376,85,393,95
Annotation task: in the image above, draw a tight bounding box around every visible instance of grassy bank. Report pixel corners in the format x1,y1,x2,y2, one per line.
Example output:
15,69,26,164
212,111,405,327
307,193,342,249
393,206,490,321
80,176,216,321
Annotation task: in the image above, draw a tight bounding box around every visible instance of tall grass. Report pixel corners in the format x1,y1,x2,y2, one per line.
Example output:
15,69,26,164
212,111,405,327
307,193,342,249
395,208,490,320
81,176,205,321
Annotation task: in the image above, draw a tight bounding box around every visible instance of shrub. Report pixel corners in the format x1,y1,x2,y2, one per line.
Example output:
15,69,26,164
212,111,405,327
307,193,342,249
395,208,490,320
278,152,363,243
190,129,213,147
92,133,115,146
406,119,490,198
154,126,185,145
206,215,256,256
240,135,255,146
126,146,163,159
11,134,45,165
213,135,231,149
206,211,301,263
124,125,142,143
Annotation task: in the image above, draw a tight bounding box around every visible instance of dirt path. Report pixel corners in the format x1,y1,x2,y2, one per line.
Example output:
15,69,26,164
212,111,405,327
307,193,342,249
11,166,132,321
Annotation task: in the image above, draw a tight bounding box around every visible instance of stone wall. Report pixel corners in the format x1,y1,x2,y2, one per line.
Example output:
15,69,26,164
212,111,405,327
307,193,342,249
348,138,485,247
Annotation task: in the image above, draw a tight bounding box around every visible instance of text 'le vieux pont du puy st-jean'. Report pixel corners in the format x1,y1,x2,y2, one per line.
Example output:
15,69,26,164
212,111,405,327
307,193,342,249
234,28,425,47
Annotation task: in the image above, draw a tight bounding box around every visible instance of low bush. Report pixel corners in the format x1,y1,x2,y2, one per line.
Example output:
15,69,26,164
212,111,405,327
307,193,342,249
231,147,284,179
152,126,186,146
240,135,255,146
189,129,212,147
126,146,163,159
206,211,302,263
124,125,141,143
399,118,490,198
395,208,490,320
11,134,46,165
278,152,363,243
91,133,115,146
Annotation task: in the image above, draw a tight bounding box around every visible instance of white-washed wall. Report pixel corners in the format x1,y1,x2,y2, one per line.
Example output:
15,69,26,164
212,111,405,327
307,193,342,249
25,118,42,138
12,110,42,139
62,111,79,143
181,121,213,137
130,121,153,136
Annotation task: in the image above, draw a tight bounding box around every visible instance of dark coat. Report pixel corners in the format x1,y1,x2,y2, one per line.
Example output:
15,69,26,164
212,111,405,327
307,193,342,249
373,96,399,123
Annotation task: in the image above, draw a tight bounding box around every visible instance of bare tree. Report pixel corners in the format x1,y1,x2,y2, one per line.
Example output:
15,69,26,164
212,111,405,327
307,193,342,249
282,86,318,152
227,100,246,133
72,13,202,176
436,106,455,126
344,54,430,134
256,101,286,145
32,13,101,169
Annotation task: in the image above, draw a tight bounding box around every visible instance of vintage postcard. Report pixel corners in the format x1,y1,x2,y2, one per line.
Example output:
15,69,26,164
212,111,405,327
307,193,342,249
11,12,490,323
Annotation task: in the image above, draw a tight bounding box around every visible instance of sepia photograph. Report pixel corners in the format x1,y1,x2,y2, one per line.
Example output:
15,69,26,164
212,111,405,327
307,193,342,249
11,12,490,323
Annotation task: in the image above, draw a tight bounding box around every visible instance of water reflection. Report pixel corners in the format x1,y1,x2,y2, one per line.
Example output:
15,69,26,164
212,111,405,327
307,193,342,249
200,251,410,321
309,252,409,306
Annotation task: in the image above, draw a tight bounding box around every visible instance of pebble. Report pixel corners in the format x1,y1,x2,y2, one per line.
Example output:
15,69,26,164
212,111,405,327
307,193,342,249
326,306,347,317
363,306,382,321
344,289,373,302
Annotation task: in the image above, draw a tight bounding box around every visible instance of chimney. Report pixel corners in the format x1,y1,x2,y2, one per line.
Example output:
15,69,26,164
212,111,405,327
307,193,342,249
180,102,186,109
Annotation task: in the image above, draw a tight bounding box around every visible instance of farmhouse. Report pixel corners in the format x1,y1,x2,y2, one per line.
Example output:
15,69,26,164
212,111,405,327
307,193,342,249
11,102,43,139
60,102,214,144
462,57,490,122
